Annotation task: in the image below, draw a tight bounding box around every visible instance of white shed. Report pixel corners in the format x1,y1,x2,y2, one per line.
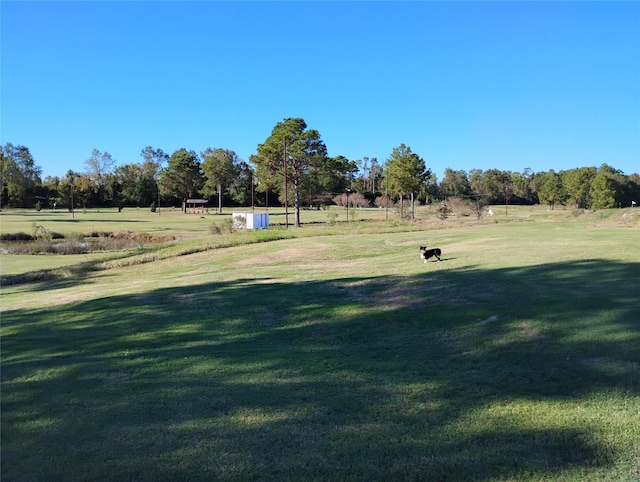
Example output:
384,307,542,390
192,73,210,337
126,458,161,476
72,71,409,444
232,213,270,230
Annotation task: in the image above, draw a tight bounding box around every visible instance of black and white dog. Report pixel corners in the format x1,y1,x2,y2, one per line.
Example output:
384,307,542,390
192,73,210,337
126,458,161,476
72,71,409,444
419,245,442,263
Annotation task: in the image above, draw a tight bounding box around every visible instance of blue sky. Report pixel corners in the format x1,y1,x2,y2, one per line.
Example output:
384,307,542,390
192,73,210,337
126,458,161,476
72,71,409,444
2,1,639,181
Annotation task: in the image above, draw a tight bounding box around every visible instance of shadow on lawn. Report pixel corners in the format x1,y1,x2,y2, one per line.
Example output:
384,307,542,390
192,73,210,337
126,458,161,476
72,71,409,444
2,259,639,481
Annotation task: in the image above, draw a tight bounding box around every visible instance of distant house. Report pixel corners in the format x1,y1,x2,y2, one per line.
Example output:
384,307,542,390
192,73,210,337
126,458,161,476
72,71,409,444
185,198,207,214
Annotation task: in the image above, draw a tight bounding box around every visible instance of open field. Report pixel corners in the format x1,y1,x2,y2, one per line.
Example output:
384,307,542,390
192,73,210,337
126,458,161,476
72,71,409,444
1,205,638,278
1,208,639,480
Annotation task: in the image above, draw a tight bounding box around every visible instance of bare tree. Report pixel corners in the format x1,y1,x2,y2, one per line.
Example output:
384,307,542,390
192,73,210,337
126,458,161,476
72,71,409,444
469,195,488,221
85,149,116,206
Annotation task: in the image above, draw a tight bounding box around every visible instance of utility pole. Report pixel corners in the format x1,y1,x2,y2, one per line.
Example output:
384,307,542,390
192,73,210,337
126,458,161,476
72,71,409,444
384,178,389,222
283,137,289,229
505,186,509,217
70,173,75,219
345,188,352,222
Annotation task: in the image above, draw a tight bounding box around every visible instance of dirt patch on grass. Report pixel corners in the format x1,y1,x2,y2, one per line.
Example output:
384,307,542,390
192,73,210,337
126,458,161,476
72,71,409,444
334,279,437,311
512,321,545,341
377,290,425,311
236,244,336,267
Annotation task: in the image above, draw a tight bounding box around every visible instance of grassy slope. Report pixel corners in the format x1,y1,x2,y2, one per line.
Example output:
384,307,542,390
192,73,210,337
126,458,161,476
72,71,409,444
1,210,639,481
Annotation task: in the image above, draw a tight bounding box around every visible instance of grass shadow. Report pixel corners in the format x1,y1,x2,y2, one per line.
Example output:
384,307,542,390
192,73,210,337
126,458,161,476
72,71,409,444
2,259,639,480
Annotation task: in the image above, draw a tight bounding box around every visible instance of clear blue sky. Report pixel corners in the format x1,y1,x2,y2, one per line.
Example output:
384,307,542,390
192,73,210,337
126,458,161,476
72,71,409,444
2,1,639,181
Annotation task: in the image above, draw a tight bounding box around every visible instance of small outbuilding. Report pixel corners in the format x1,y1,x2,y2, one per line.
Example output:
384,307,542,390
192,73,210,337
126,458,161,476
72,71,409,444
232,213,270,230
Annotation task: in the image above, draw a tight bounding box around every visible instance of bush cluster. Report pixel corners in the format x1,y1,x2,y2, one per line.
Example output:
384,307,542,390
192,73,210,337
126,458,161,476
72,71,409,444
0,232,34,241
0,230,174,255
209,219,233,235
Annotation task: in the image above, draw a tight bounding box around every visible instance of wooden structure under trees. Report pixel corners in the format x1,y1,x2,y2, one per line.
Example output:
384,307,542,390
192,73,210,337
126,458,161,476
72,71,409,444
185,198,208,214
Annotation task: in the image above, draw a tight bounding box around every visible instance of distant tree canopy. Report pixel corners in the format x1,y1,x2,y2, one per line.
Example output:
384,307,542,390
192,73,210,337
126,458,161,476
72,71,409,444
2,132,639,216
441,168,471,199
384,144,431,219
158,149,204,211
537,170,566,210
251,118,330,227
1,144,42,208
201,148,242,214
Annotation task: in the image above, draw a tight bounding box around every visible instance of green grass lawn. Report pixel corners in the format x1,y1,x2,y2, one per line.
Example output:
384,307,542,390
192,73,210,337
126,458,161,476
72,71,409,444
1,209,639,481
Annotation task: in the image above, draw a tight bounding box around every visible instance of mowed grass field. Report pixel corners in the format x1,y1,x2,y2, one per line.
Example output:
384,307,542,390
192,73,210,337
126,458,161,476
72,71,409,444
1,207,639,481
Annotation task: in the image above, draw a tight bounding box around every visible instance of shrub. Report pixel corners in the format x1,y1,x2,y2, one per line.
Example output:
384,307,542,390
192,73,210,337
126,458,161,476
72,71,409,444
209,223,221,235
350,192,371,208
32,223,52,240
437,203,454,220
221,218,234,233
86,231,111,238
210,219,233,235
150,201,156,213
441,197,473,218
374,195,395,209
0,232,33,241
35,201,41,212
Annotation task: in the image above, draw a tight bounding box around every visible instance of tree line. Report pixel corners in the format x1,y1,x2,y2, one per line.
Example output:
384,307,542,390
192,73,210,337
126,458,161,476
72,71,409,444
2,118,639,224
